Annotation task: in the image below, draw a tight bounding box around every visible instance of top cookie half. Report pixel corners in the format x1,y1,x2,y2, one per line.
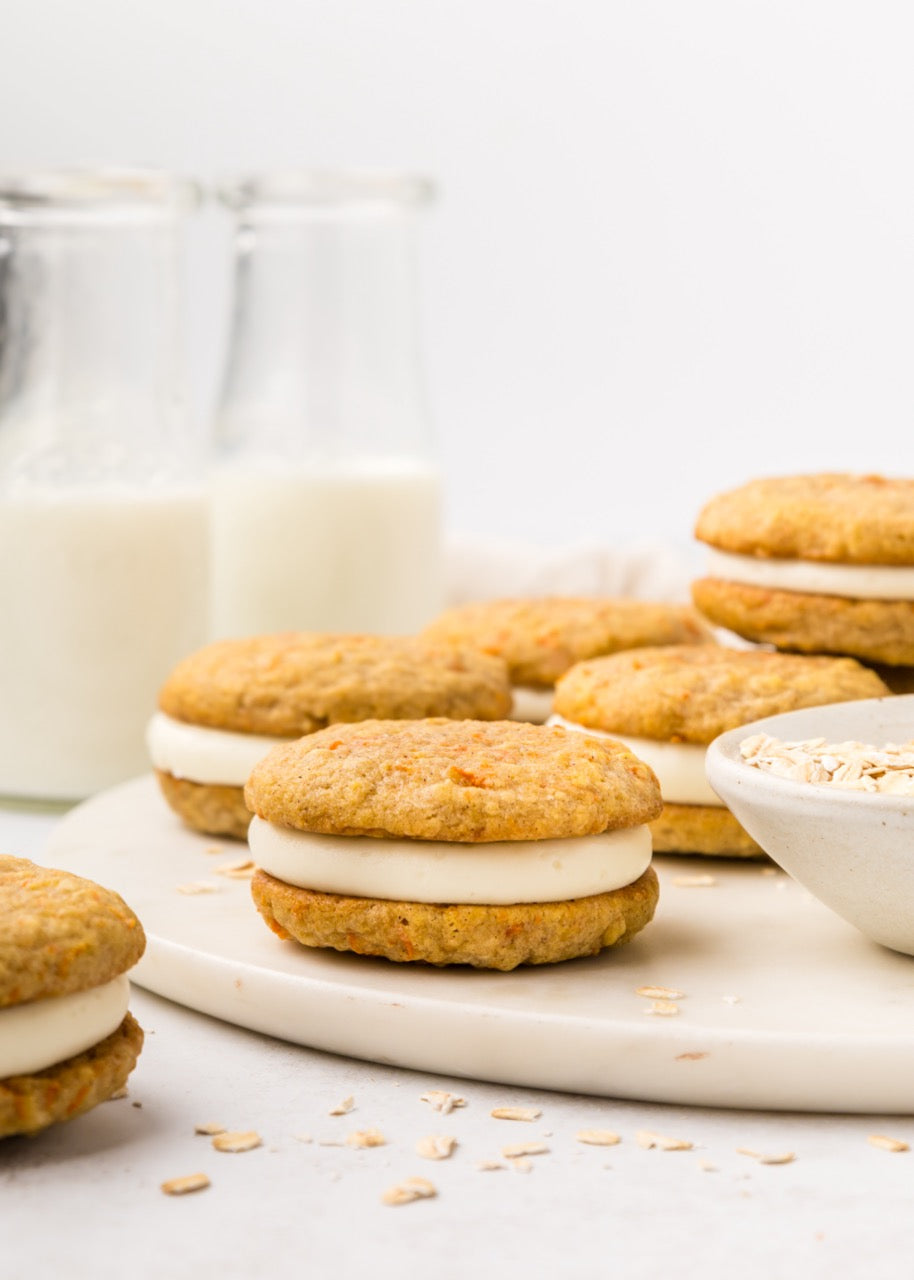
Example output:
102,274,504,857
245,719,663,841
421,597,712,688
554,646,890,744
0,856,146,1008
158,633,512,735
695,474,914,565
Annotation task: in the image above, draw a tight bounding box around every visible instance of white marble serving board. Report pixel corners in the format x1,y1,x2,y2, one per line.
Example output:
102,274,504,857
45,775,914,1113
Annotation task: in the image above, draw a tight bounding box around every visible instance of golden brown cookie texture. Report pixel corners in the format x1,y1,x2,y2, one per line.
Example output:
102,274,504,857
250,867,659,970
155,771,253,842
694,473,914,565
245,718,663,842
421,596,713,689
553,646,889,745
0,1013,143,1138
691,581,914,667
159,632,512,734
0,856,146,1007
649,804,764,858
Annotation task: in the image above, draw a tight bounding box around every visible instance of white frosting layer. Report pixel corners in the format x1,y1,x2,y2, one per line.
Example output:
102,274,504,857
706,548,914,601
248,818,651,905
146,711,288,786
509,686,555,724
548,715,720,807
0,974,130,1078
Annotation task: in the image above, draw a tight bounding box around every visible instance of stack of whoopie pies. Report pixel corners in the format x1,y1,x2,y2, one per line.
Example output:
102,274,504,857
544,473,909,857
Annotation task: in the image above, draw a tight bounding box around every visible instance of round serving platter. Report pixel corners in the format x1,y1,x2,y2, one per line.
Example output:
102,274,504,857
45,774,914,1113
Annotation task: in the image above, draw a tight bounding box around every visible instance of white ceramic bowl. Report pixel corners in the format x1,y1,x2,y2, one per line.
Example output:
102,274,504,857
706,694,914,955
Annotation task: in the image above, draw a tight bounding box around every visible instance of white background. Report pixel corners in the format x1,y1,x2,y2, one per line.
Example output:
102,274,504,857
3,0,913,555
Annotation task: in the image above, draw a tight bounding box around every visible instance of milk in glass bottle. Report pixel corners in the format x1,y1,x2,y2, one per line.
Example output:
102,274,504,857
0,170,208,801
210,170,443,638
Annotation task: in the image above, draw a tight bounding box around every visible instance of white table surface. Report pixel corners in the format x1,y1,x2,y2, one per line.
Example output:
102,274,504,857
4,800,914,1280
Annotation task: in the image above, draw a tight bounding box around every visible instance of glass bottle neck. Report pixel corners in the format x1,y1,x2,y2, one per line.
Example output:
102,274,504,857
215,204,432,463
0,200,194,488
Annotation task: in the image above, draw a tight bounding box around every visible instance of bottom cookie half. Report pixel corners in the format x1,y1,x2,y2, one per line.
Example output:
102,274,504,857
0,1012,144,1138
650,803,764,858
155,770,252,841
250,867,659,970
692,578,914,666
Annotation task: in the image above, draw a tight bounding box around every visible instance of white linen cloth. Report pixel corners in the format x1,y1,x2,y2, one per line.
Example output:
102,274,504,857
445,535,696,605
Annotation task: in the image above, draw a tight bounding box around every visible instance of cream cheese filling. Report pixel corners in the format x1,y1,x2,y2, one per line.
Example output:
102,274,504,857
548,715,720,807
146,711,288,786
706,548,914,601
0,974,130,1079
248,818,651,905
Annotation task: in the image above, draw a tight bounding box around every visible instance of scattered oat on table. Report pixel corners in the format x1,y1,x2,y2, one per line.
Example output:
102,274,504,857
176,881,220,895
671,874,716,888
214,857,256,878
161,1173,211,1196
420,1090,466,1114
346,1128,386,1149
294,1133,313,1144
737,1147,796,1165
868,1134,910,1153
416,1134,458,1160
509,1157,534,1173
576,1129,621,1147
107,1087,129,1102
636,1130,693,1152
328,1096,354,1116
477,1160,506,1172
194,1122,226,1136
697,1159,717,1172
381,1176,437,1206
740,733,914,795
675,1051,710,1062
212,1130,262,1153
501,1141,549,1159
722,995,742,1005
643,999,679,1017
636,985,685,1000
491,1106,541,1122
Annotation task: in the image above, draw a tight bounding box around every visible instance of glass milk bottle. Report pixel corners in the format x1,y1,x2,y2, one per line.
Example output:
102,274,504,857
210,170,443,638
0,170,209,802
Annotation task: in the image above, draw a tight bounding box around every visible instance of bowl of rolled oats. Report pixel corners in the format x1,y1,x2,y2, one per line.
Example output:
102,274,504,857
706,694,914,955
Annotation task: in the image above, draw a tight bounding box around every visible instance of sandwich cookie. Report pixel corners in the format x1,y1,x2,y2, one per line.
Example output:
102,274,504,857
552,646,889,857
0,856,145,1138
148,633,512,840
692,474,914,665
422,596,713,723
244,718,662,969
